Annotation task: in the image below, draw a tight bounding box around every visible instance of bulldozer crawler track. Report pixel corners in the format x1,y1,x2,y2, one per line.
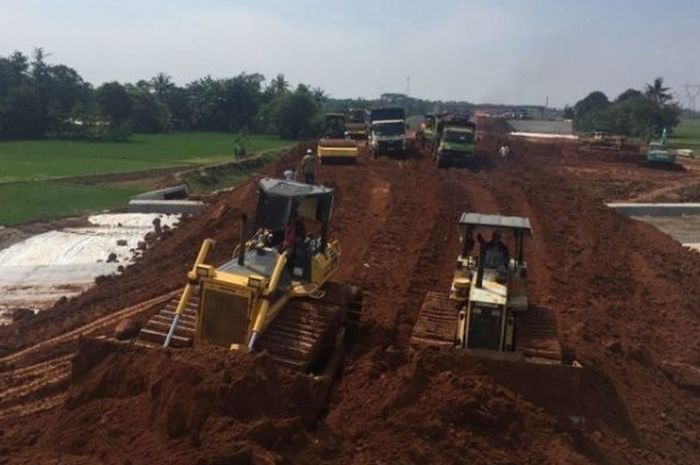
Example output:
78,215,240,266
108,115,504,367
411,292,460,347
136,296,199,348
258,296,346,372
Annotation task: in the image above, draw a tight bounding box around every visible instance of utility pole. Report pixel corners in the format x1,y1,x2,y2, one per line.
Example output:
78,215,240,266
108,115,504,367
683,82,700,112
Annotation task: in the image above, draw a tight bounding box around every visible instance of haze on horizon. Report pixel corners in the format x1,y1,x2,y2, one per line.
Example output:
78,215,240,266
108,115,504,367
1,0,698,108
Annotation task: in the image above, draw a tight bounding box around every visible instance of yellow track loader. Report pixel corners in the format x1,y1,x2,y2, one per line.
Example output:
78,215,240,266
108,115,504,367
137,178,361,373
412,213,565,364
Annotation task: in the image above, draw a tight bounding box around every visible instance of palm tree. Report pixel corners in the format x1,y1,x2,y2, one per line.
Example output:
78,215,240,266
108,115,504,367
311,86,327,105
645,77,672,104
269,73,289,95
150,72,175,98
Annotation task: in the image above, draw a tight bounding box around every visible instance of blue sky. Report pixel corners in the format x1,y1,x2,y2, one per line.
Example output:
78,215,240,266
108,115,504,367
1,0,699,107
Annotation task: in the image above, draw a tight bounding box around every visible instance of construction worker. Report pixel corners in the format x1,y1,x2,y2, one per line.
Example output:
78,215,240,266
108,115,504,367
301,149,317,184
283,167,296,181
498,145,510,164
477,231,510,270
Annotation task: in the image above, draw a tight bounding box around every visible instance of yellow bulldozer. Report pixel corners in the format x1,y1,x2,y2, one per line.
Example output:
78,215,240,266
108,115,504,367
412,212,566,363
137,178,361,373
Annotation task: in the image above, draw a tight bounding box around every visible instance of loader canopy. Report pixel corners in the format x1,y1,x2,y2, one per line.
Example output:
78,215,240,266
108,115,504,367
458,213,532,236
458,213,532,266
255,178,334,231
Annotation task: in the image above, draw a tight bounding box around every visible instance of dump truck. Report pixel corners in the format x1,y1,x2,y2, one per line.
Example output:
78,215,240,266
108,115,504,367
368,107,407,157
318,113,359,164
433,114,476,168
412,213,566,363
344,108,369,140
137,178,361,374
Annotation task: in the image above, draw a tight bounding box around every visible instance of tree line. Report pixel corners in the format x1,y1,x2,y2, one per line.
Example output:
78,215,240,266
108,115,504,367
325,93,474,117
566,77,681,138
0,49,327,141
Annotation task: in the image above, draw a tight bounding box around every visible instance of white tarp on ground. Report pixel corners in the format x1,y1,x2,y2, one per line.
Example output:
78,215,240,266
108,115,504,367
0,213,179,324
510,132,579,140
684,243,700,253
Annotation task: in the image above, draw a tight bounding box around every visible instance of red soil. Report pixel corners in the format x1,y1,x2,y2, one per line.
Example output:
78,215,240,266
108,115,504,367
2,129,700,464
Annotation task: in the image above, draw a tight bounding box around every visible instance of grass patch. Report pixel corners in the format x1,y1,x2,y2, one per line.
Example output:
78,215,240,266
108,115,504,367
0,132,293,183
184,149,289,194
669,119,700,155
0,182,142,225
0,133,295,226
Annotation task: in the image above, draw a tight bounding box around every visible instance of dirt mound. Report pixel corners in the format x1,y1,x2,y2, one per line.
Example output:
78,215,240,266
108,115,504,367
476,116,512,134
327,347,597,465
8,339,592,465
13,338,328,465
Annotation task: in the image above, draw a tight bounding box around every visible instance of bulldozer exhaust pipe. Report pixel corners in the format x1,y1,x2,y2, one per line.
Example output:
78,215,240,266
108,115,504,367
238,214,248,266
320,219,328,252
476,240,485,288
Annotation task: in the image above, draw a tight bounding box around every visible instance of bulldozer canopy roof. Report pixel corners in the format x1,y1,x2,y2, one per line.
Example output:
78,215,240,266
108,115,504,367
458,212,532,234
255,178,334,230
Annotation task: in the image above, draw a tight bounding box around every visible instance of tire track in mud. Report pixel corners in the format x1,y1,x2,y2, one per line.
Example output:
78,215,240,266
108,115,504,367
0,355,72,403
345,155,445,330
0,394,65,422
0,290,179,368
394,167,478,341
0,291,180,422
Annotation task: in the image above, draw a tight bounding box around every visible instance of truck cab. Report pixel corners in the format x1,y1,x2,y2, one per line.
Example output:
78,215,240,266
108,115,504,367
434,115,476,168
368,107,407,157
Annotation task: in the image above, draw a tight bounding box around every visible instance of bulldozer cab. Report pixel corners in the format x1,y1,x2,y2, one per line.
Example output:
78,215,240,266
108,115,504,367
186,178,340,351
452,213,532,351
252,178,335,279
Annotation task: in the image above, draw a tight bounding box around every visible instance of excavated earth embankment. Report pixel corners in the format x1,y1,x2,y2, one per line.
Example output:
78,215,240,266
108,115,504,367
2,128,700,465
